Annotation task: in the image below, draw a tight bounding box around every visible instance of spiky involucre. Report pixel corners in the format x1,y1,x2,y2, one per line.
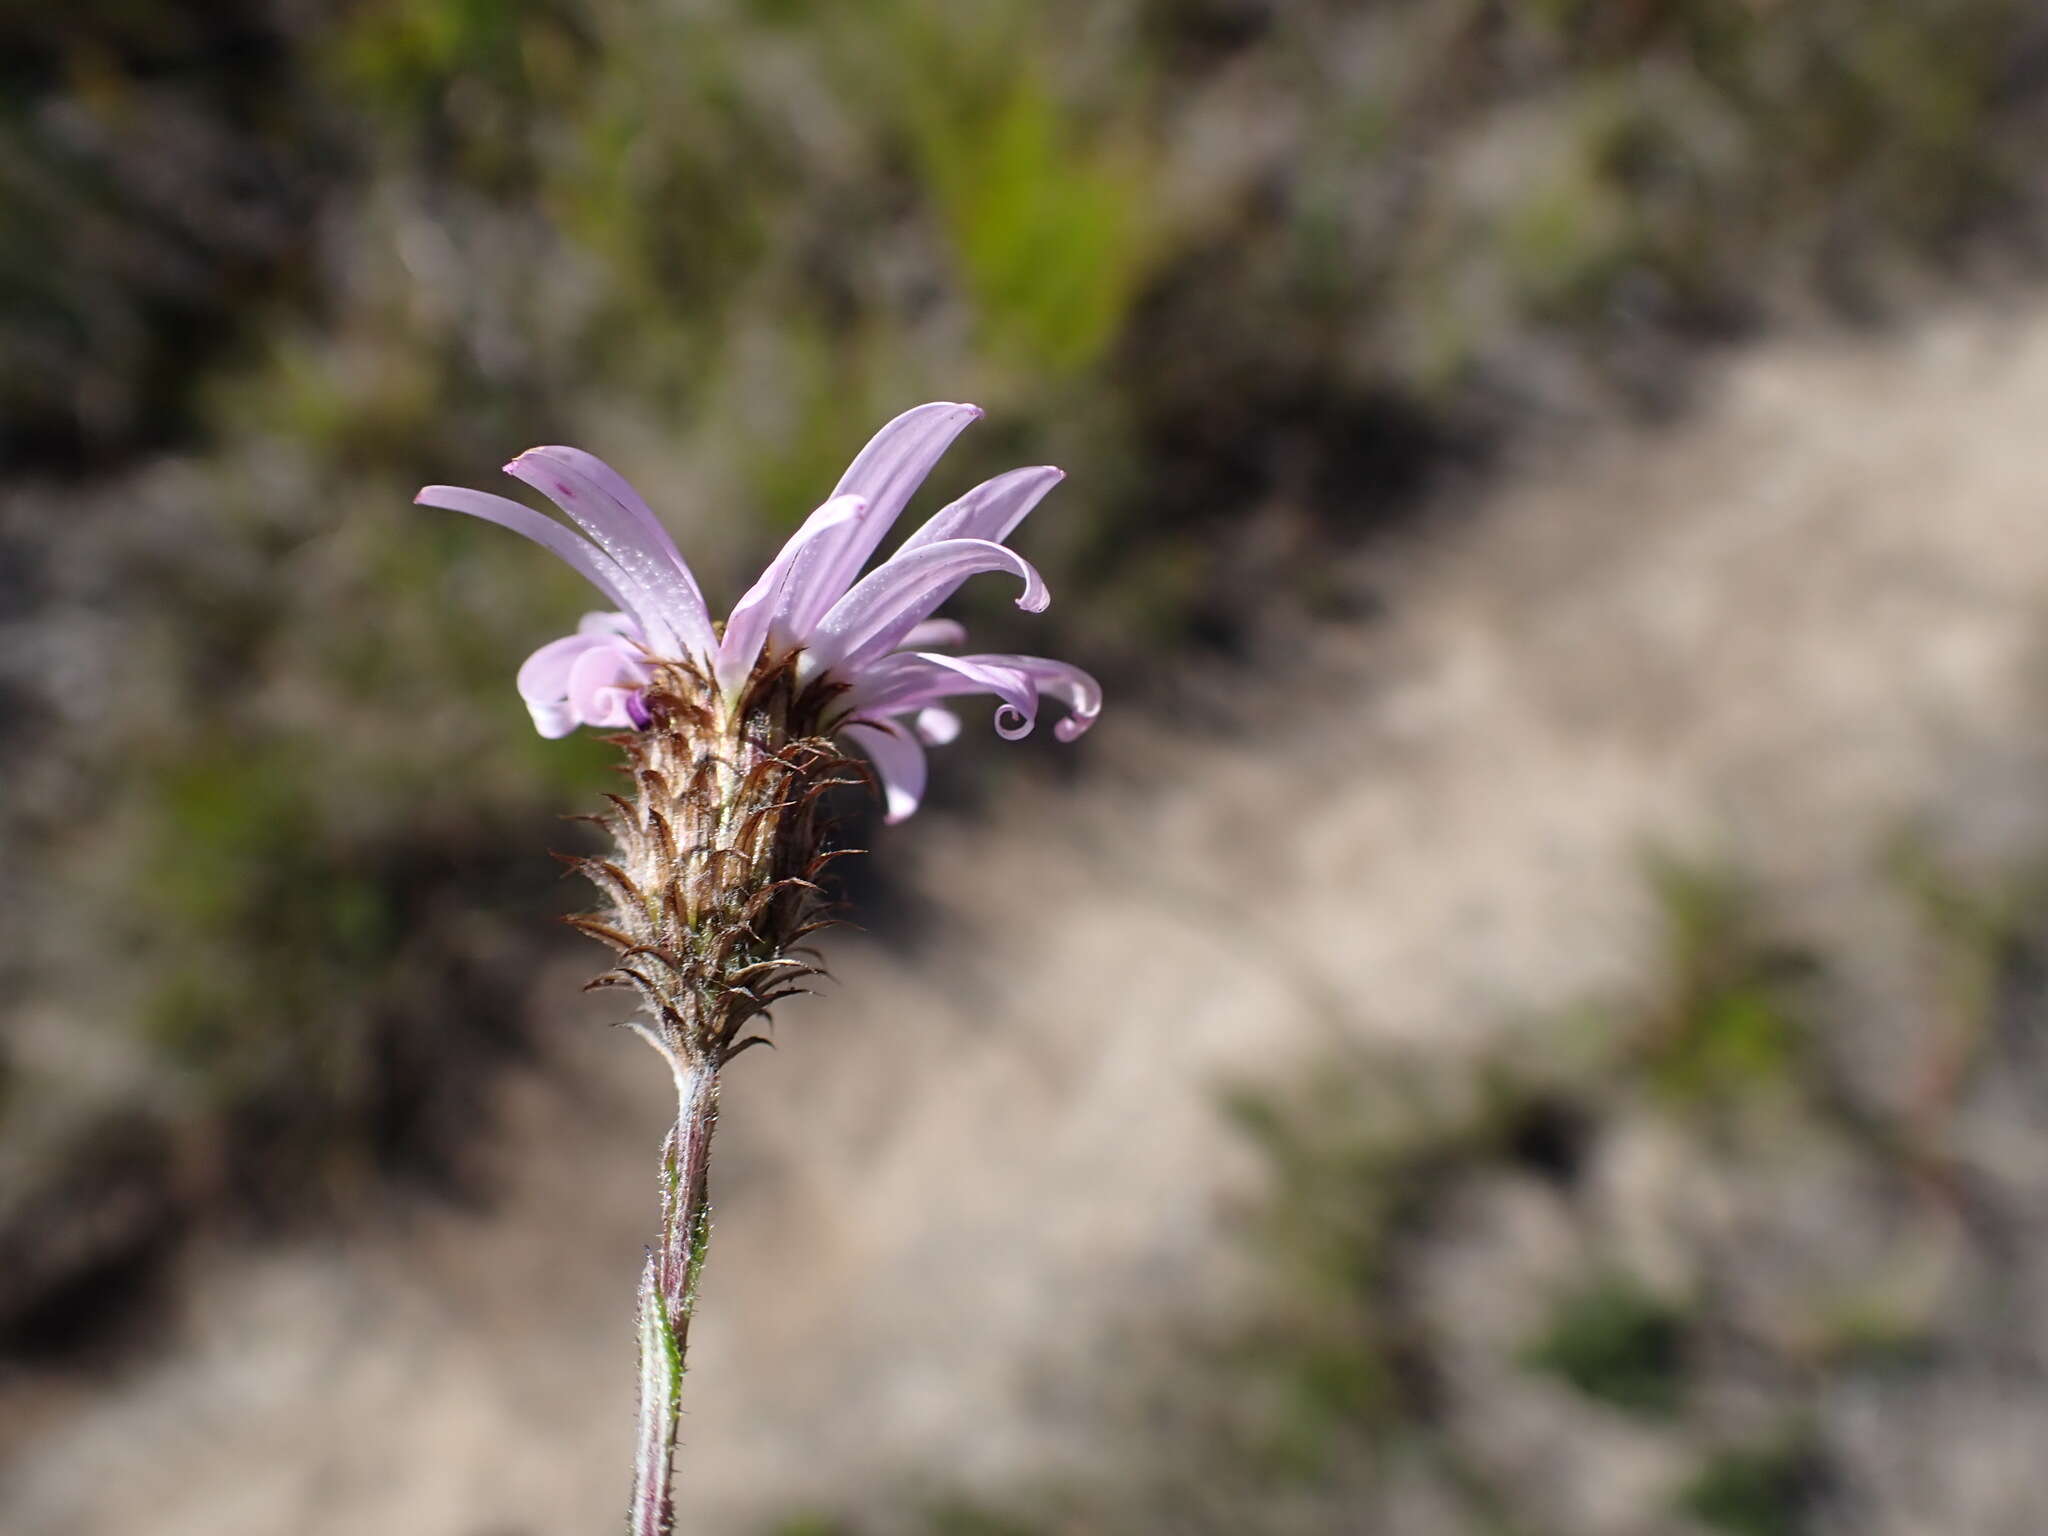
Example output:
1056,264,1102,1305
561,655,866,1071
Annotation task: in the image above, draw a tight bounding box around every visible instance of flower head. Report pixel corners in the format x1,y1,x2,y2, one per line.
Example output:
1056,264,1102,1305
418,402,1100,821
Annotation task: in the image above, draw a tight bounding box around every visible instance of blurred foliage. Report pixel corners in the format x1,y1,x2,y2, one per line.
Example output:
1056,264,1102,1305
7,0,2048,1351
784,849,2048,1535
1521,1271,1688,1419
0,2,323,469
1678,1438,1822,1536
888,24,1158,377
12,0,2043,605
1635,855,1819,1106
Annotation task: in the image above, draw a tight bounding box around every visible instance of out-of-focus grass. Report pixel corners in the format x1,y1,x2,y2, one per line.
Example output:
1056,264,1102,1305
5,0,2046,1345
887,14,1158,378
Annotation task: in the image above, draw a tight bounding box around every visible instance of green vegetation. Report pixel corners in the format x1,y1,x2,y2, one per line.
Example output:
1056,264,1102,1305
899,50,1157,376
1637,855,1817,1107
1522,1272,1688,1419
1679,1438,1819,1536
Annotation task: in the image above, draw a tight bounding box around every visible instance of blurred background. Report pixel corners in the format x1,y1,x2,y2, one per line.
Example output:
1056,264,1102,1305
9,2,2048,1532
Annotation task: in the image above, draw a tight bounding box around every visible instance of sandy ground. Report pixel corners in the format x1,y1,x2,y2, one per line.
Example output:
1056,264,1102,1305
10,298,2048,1534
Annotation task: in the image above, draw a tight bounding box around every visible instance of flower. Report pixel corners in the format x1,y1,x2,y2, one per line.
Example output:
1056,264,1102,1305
417,402,1100,821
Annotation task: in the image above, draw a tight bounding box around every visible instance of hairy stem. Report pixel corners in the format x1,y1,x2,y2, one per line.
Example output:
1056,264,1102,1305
630,1056,720,1536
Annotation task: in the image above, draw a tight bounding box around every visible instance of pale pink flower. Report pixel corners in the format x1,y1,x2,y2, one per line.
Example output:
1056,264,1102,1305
418,403,1100,820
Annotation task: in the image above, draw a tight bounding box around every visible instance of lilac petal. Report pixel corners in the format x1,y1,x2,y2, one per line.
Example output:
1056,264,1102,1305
518,634,607,738
831,649,926,708
416,485,640,618
914,707,962,746
526,699,582,739
779,402,984,638
896,465,1064,558
843,721,928,824
518,629,654,737
519,632,608,706
576,610,643,640
848,651,1038,740
810,538,1048,674
505,449,715,660
715,494,865,697
899,618,968,650
567,641,651,730
522,447,694,571
964,653,1103,741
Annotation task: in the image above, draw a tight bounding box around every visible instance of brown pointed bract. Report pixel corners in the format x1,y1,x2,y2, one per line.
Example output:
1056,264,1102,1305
567,655,862,1070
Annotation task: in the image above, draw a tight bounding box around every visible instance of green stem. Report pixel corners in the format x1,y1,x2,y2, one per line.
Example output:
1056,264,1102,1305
629,1055,720,1536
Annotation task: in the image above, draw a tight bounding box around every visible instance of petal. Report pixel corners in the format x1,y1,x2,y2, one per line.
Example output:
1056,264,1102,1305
526,697,581,739
518,631,654,737
505,450,715,660
416,485,641,618
778,402,984,637
576,611,643,640
521,446,693,570
899,618,967,649
517,632,608,707
962,653,1102,741
567,641,651,730
914,707,962,746
517,633,609,739
842,721,929,824
895,465,1063,557
846,651,1038,739
809,538,1048,674
716,494,866,697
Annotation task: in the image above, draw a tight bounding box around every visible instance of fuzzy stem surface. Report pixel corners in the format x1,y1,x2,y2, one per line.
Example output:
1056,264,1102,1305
630,1058,719,1536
